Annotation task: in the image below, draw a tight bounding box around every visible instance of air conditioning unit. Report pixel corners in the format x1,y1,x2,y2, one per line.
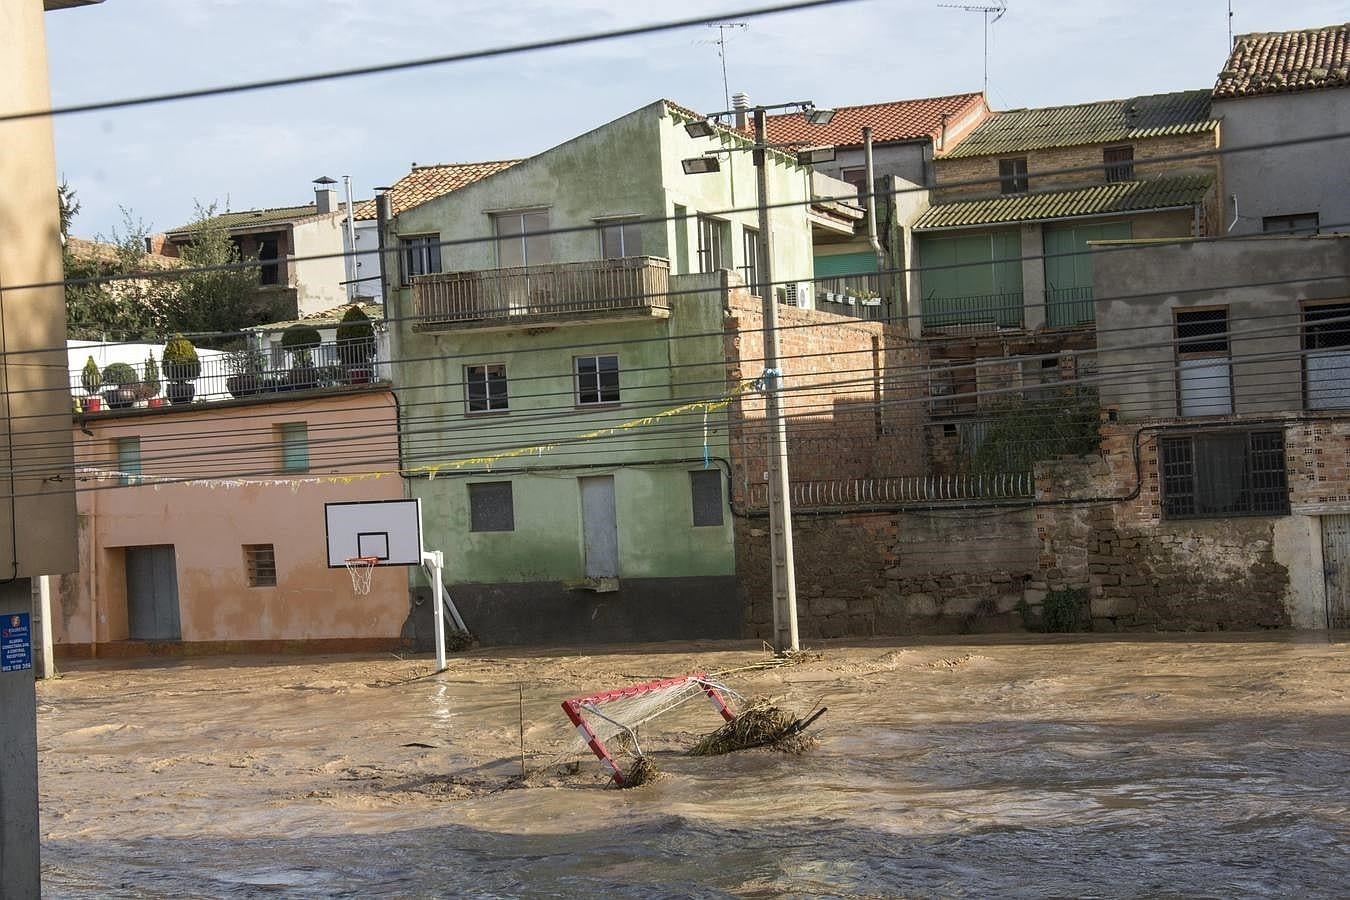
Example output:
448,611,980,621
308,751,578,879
781,281,812,307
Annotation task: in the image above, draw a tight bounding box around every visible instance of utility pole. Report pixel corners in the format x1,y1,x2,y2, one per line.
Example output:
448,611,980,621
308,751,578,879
752,108,800,653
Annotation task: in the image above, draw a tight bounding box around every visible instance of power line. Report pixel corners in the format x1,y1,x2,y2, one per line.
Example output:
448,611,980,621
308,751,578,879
11,0,859,125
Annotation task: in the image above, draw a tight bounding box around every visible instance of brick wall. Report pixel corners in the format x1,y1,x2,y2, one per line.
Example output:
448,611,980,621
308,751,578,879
724,294,929,505
934,132,1220,201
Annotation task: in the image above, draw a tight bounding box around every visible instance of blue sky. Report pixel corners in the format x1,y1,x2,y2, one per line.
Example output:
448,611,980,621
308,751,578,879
44,0,1346,238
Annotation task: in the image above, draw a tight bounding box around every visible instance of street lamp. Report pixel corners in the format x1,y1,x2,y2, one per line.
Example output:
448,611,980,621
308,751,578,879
682,99,832,654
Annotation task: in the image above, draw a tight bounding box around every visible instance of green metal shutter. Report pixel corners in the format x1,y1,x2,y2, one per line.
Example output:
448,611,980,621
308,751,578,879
1044,220,1132,327
916,230,1023,328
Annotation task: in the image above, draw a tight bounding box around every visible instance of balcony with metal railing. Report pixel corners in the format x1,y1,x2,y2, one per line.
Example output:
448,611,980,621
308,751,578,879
411,256,671,331
920,291,1025,333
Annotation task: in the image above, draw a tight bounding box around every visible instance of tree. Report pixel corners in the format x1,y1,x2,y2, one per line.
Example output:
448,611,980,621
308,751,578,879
169,202,260,343
63,206,174,341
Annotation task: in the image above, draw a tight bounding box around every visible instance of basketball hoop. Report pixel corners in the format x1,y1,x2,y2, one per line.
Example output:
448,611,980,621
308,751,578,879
344,556,379,596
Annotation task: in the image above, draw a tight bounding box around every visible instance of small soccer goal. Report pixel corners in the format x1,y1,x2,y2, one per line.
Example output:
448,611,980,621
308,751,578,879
561,674,738,786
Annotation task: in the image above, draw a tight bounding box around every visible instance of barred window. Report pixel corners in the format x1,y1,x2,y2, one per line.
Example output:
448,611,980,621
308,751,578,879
1103,146,1134,182
1305,303,1350,410
998,157,1028,194
1176,309,1232,416
1159,431,1288,519
244,544,277,587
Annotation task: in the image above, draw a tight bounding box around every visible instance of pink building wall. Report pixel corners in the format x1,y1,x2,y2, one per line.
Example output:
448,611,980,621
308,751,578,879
57,388,412,656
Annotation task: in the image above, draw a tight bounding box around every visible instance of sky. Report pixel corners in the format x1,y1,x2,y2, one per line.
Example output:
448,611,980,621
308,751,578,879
43,0,1347,239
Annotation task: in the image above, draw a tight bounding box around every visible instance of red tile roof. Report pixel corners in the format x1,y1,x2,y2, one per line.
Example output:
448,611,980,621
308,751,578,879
1215,22,1350,98
761,93,987,149
382,160,522,216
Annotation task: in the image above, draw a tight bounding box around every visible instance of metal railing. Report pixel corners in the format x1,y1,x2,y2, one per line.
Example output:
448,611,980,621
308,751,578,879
1046,285,1095,328
72,339,381,409
412,255,671,328
921,291,1024,332
744,472,1035,509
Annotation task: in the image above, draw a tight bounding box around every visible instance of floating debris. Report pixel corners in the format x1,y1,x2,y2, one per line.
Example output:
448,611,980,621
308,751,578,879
688,700,826,756
618,755,662,788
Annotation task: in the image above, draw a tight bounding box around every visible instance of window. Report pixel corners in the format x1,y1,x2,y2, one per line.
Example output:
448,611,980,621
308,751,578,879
401,235,442,284
598,217,643,259
741,226,760,293
257,237,281,285
690,470,724,527
116,436,140,487
1103,146,1134,182
575,354,620,405
697,216,728,273
1262,213,1320,235
1176,309,1232,416
998,157,1028,194
1159,431,1288,519
276,422,309,473
465,364,508,413
468,482,514,532
1304,303,1350,409
494,210,550,268
244,544,277,587
840,166,869,203
673,204,690,274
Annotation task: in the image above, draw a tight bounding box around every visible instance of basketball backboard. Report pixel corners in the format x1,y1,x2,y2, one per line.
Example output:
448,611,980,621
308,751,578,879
324,498,424,567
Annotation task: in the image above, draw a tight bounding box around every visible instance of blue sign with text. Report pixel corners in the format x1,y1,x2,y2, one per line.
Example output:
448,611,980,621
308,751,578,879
2,612,32,672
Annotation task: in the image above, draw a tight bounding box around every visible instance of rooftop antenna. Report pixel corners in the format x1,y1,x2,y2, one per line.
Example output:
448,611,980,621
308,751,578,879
938,2,1007,97
697,21,748,110
1228,0,1234,49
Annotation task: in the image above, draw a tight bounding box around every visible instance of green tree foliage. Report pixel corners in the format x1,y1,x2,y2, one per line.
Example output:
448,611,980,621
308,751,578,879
61,191,260,343
971,387,1101,476
171,202,260,341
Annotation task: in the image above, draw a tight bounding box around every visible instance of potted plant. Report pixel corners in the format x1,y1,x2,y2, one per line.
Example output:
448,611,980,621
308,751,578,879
335,305,376,384
80,356,102,413
162,334,200,405
281,324,321,390
225,347,266,399
100,362,138,409
136,354,163,406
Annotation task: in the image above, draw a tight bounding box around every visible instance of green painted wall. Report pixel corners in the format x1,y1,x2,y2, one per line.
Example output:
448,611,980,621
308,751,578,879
387,100,821,587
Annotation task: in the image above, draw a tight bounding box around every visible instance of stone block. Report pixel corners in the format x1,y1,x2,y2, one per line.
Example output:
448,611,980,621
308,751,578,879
810,597,848,617
941,596,984,616
904,594,938,617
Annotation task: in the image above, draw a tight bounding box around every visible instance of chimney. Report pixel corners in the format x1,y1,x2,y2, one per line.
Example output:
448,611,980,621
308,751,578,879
732,91,750,129
313,175,338,214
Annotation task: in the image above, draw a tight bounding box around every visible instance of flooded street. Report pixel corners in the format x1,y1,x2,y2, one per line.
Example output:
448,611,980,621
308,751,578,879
36,635,1350,897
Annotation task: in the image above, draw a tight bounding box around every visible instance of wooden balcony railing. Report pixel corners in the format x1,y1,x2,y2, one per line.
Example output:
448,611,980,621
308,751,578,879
412,256,671,329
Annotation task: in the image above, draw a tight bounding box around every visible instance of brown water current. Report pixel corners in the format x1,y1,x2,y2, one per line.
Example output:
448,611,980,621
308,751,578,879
35,634,1350,897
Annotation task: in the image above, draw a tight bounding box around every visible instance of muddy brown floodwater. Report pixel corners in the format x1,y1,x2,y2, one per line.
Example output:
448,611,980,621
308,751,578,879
35,634,1350,898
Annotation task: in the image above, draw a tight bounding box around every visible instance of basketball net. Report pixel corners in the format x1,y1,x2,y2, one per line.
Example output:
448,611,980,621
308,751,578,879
344,556,378,596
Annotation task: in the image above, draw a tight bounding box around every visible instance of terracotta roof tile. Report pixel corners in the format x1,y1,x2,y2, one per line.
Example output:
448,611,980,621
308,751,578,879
385,160,522,215
914,173,1215,230
944,90,1216,159
1214,22,1350,98
761,93,987,148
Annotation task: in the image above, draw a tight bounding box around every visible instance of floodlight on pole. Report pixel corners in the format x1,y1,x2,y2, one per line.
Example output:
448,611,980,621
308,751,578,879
795,145,836,166
681,155,722,175
803,105,836,126
684,118,718,139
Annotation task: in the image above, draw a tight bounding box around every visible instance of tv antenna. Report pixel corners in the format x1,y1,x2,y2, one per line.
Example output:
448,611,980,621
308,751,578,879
698,21,748,110
938,2,1007,97
1227,0,1234,49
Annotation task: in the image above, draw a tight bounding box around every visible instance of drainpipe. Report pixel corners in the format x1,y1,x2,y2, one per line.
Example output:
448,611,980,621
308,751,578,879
343,176,359,303
86,428,98,660
376,189,398,384
863,127,893,321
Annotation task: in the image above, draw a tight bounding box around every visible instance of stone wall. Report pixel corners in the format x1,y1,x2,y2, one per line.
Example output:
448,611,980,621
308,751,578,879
738,417,1306,638
737,506,1042,639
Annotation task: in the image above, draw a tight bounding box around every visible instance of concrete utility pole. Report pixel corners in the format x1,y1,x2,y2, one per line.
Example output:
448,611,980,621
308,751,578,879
752,108,801,653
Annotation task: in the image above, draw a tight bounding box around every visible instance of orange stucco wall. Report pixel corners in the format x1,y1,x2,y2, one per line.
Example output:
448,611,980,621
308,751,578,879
57,389,411,650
